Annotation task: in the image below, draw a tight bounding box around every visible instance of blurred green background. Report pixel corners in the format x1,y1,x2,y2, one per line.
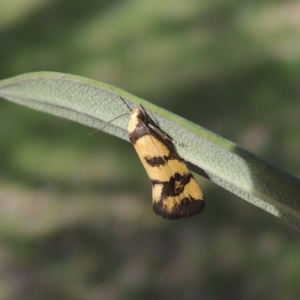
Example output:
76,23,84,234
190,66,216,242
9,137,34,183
1,0,300,299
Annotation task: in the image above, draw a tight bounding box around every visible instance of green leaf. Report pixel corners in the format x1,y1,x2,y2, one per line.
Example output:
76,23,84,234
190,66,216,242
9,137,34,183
1,72,300,227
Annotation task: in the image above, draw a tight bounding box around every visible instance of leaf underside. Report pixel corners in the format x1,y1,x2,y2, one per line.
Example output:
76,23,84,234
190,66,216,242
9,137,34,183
1,72,300,227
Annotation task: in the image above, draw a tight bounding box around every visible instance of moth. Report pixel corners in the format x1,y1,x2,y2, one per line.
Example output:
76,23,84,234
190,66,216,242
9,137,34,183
119,97,205,219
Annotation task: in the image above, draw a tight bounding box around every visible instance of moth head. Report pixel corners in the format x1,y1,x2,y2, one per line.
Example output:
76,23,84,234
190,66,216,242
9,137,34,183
128,108,143,133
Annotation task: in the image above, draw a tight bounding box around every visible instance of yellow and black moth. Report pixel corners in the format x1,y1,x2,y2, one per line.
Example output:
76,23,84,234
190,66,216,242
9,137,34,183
119,97,205,219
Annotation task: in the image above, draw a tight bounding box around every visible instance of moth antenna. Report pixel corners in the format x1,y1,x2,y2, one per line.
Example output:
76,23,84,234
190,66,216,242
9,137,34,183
90,96,133,136
89,112,129,136
119,96,133,112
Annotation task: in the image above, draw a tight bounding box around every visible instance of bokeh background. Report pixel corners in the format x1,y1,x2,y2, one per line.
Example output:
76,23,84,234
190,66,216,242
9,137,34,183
1,1,300,299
